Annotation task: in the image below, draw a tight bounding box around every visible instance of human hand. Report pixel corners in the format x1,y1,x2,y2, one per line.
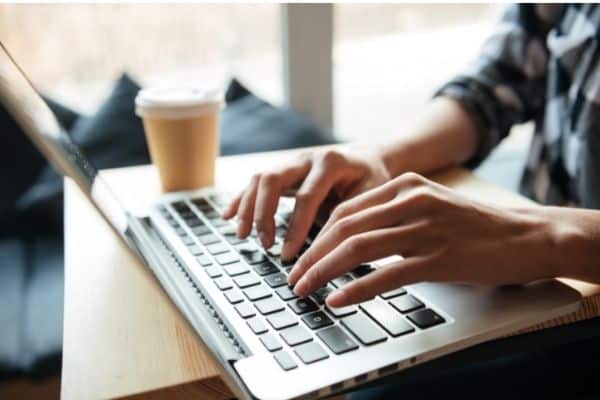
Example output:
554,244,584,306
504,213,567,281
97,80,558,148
288,172,565,307
222,148,391,260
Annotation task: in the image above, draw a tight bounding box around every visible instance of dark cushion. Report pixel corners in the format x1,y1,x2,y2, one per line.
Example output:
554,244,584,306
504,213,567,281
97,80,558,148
0,98,80,235
221,79,336,155
15,74,150,235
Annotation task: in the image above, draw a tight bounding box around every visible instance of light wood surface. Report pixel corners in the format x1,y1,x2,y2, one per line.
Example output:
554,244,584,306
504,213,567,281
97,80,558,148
62,147,600,400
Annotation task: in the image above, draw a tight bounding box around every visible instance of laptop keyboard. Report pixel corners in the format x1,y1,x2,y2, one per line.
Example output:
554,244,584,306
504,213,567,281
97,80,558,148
158,194,446,372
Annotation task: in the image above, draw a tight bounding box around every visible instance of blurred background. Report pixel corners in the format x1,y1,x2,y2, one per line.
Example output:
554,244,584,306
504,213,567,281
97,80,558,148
0,3,503,141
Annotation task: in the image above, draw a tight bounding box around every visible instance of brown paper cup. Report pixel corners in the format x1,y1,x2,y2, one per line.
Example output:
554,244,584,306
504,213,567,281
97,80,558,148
135,87,222,192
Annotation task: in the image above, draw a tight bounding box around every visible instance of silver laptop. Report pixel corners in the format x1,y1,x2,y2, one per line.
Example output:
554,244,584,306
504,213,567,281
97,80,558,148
1,42,581,400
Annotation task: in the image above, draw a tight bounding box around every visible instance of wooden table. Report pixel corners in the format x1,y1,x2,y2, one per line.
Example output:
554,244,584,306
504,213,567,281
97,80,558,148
61,148,600,400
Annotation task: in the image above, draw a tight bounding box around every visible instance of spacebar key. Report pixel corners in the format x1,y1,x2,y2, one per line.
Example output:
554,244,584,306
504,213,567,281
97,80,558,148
341,313,387,345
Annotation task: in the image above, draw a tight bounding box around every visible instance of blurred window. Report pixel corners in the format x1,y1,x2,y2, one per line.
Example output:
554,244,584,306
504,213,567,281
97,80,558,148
0,4,506,142
333,4,504,141
0,4,282,113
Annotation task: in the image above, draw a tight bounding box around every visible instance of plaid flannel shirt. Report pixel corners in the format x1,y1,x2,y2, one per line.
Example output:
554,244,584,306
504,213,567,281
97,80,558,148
436,4,599,208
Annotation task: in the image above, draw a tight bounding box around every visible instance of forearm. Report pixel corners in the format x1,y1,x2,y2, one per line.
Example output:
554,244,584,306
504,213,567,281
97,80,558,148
378,97,479,178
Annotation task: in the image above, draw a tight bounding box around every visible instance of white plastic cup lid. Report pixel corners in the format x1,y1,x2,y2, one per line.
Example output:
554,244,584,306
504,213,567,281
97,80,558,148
135,87,223,119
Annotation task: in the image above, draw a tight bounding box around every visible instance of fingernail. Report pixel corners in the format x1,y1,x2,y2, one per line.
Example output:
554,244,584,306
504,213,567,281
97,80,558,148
294,278,308,297
326,289,347,307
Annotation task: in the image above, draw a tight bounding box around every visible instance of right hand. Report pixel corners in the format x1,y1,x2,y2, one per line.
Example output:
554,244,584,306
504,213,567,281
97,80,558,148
222,148,391,261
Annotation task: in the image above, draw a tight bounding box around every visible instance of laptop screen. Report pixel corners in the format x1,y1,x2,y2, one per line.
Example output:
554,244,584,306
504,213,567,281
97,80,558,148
0,42,128,236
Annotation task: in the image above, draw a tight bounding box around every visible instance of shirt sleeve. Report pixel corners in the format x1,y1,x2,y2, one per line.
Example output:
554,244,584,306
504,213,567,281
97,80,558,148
434,4,561,167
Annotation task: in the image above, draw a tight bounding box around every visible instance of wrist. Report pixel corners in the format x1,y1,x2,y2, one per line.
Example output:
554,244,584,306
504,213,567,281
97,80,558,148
530,206,600,282
377,137,418,178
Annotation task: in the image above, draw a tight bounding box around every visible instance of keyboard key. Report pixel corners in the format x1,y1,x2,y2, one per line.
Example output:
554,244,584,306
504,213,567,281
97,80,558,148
174,227,187,236
274,351,297,371
214,276,233,291
219,226,246,243
242,251,267,265
205,265,223,278
332,274,354,288
260,333,282,352
191,197,209,209
179,210,195,220
294,342,329,364
275,285,298,301
326,305,357,318
247,317,268,334
311,286,334,305
280,325,313,346
206,242,229,255
204,210,220,219
185,217,203,227
380,287,407,300
215,252,240,265
352,264,374,278
289,298,318,315
341,313,387,345
360,300,415,337
307,224,321,241
196,255,212,267
267,243,283,257
225,235,246,245
224,289,244,304
302,311,333,330
407,308,445,329
233,273,261,288
182,236,195,246
172,201,188,211
235,302,256,319
188,245,203,256
254,261,279,276
264,273,288,288
218,225,237,236
317,326,359,354
223,261,249,276
267,311,298,330
255,297,285,315
275,226,287,238
243,285,272,301
389,295,424,313
192,225,212,236
211,219,229,228
198,234,220,245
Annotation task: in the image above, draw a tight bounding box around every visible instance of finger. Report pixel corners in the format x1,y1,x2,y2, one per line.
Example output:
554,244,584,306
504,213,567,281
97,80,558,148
281,165,340,260
292,182,435,285
235,174,260,238
222,191,243,219
289,202,400,285
293,225,422,297
326,256,432,307
317,182,395,239
254,163,311,248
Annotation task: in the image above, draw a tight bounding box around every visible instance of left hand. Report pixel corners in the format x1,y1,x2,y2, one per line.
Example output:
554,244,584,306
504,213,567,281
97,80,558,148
288,172,564,308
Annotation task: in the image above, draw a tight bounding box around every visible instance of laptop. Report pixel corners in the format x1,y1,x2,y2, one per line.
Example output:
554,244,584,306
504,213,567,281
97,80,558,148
0,42,581,400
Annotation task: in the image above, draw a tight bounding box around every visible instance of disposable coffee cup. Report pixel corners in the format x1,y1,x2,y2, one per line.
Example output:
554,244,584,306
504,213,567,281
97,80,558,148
135,87,223,192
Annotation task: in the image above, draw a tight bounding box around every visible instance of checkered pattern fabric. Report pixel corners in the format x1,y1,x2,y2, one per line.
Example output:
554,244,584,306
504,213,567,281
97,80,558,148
436,4,599,208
